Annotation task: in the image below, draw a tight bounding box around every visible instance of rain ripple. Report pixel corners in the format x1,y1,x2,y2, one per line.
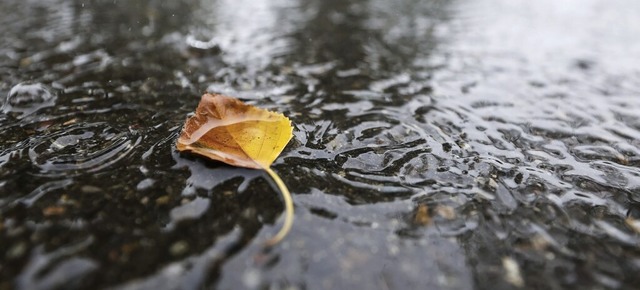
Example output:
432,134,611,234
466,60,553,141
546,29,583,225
27,122,140,177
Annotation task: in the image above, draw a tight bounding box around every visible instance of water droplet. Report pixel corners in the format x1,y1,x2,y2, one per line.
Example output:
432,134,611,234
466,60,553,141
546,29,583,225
2,82,57,118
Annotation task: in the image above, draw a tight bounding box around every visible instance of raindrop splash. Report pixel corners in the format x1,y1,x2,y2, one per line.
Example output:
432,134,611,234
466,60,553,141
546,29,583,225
2,82,57,118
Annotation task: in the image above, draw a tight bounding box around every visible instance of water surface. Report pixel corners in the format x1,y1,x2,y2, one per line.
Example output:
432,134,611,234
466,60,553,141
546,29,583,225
1,0,639,289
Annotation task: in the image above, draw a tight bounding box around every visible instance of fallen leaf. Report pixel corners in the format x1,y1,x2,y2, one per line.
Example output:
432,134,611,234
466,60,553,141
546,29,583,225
177,93,292,169
414,204,431,225
177,93,294,246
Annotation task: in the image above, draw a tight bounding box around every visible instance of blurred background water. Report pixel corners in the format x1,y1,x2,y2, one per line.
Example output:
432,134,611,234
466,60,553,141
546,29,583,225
1,0,639,289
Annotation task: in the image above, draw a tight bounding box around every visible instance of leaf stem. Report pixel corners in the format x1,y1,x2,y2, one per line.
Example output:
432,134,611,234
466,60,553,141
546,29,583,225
263,166,294,246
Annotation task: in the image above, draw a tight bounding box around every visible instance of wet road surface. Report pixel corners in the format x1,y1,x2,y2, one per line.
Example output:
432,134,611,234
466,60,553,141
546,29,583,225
1,0,639,289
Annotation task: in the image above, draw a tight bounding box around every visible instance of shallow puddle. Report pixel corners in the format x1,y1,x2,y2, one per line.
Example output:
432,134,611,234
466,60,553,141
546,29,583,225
1,0,639,289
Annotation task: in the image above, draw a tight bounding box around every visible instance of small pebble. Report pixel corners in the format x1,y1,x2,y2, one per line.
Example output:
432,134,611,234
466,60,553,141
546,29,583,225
156,195,170,205
435,205,456,220
62,118,78,126
170,240,189,256
503,257,524,287
626,218,640,233
7,242,27,259
81,185,103,193
43,206,66,216
488,178,498,191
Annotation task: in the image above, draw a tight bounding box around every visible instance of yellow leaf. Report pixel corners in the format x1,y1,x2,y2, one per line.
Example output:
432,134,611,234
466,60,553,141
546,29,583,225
177,93,293,169
177,93,294,246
